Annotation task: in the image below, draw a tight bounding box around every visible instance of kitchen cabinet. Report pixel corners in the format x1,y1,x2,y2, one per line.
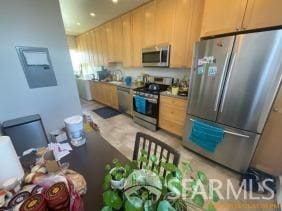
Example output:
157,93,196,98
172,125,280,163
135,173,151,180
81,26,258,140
90,30,99,66
105,22,115,63
94,28,104,66
201,0,247,37
243,0,282,30
252,87,282,176
121,13,132,67
201,0,282,37
155,0,176,45
90,81,119,109
100,26,109,66
159,95,188,136
112,18,123,62
170,0,204,68
131,7,145,67
143,1,156,47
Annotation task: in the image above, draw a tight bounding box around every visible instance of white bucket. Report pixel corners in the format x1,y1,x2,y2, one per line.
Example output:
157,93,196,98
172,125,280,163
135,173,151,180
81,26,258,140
64,115,85,147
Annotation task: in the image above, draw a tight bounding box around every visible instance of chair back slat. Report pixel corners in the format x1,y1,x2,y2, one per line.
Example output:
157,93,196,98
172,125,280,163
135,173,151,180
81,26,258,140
133,132,180,177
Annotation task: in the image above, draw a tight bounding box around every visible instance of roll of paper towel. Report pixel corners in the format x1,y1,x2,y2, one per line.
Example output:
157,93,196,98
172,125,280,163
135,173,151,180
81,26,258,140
0,136,24,187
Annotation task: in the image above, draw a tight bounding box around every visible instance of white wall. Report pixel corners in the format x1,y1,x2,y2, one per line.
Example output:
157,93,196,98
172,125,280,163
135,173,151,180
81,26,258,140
66,35,77,50
0,0,82,133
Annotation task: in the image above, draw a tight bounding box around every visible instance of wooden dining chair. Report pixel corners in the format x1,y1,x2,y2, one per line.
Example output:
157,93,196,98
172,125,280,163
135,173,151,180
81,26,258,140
133,132,180,176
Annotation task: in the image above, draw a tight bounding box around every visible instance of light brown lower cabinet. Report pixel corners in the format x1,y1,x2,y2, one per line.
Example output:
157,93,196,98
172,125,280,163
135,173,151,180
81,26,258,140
159,95,188,136
90,81,118,110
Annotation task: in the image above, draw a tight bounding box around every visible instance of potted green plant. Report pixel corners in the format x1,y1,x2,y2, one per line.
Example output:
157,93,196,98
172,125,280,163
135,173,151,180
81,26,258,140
110,166,127,190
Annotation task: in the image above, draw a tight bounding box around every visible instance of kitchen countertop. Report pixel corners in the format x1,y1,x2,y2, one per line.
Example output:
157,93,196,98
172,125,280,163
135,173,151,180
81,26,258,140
160,91,188,100
90,79,142,90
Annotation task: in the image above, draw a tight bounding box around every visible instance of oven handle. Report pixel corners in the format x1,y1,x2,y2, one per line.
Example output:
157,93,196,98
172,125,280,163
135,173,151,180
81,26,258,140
133,95,158,104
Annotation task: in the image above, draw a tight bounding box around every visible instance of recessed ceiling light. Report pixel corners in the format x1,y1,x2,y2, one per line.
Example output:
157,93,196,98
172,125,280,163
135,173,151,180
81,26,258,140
90,12,96,17
112,0,118,4
76,22,81,26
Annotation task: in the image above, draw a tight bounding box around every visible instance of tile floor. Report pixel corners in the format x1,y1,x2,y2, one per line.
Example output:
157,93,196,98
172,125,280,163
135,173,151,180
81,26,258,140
81,99,277,211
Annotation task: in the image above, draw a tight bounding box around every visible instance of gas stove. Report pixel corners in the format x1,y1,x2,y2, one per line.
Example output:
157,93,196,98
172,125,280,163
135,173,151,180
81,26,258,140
132,76,173,131
133,83,169,99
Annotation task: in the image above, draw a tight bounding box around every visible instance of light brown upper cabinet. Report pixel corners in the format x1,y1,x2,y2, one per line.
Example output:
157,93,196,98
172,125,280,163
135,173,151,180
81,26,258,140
112,18,123,62
131,7,145,67
155,0,176,45
143,1,156,47
100,26,109,66
243,0,282,30
105,22,115,63
201,0,282,37
201,0,248,37
121,13,132,67
94,28,104,66
90,30,99,67
170,0,204,68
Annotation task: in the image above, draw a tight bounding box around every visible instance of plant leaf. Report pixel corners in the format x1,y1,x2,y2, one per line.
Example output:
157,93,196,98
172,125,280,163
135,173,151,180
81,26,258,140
144,200,153,211
163,163,177,172
167,178,182,196
150,155,158,163
105,164,111,172
103,190,122,210
181,161,193,172
157,200,176,211
197,171,208,184
101,206,112,211
206,203,216,211
192,194,204,208
125,197,143,211
212,191,219,202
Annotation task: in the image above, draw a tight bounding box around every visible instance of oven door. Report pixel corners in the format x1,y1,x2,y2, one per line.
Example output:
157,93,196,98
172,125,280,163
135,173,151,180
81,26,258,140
133,95,158,121
142,46,170,67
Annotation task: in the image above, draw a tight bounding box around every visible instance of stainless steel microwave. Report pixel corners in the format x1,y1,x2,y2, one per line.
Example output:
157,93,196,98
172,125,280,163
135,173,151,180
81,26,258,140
142,44,170,67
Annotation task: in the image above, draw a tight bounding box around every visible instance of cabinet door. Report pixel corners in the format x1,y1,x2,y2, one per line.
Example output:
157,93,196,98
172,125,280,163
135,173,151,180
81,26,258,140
159,95,187,136
112,18,123,62
185,0,205,68
121,13,132,67
131,7,144,67
155,0,176,44
170,0,197,68
200,0,248,37
143,1,156,47
90,30,99,66
243,0,282,30
105,22,115,63
95,28,104,66
100,26,109,66
252,87,282,175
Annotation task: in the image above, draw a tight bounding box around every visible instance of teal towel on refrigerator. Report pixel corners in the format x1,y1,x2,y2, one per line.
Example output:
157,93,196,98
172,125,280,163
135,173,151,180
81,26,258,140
189,120,224,153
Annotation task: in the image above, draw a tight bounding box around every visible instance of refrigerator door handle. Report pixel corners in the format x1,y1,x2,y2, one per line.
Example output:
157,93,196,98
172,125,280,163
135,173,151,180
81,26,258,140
214,53,230,111
220,53,237,113
189,118,250,138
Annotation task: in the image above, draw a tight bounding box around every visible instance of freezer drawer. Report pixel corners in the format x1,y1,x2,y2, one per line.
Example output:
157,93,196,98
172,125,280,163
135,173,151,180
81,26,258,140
182,115,260,173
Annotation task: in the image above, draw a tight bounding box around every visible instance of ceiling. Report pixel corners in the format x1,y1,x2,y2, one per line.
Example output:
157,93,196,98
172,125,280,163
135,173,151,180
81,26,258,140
59,0,150,36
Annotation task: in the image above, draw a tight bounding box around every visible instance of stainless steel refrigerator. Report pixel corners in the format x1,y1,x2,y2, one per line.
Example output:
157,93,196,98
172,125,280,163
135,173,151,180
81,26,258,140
183,30,282,173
